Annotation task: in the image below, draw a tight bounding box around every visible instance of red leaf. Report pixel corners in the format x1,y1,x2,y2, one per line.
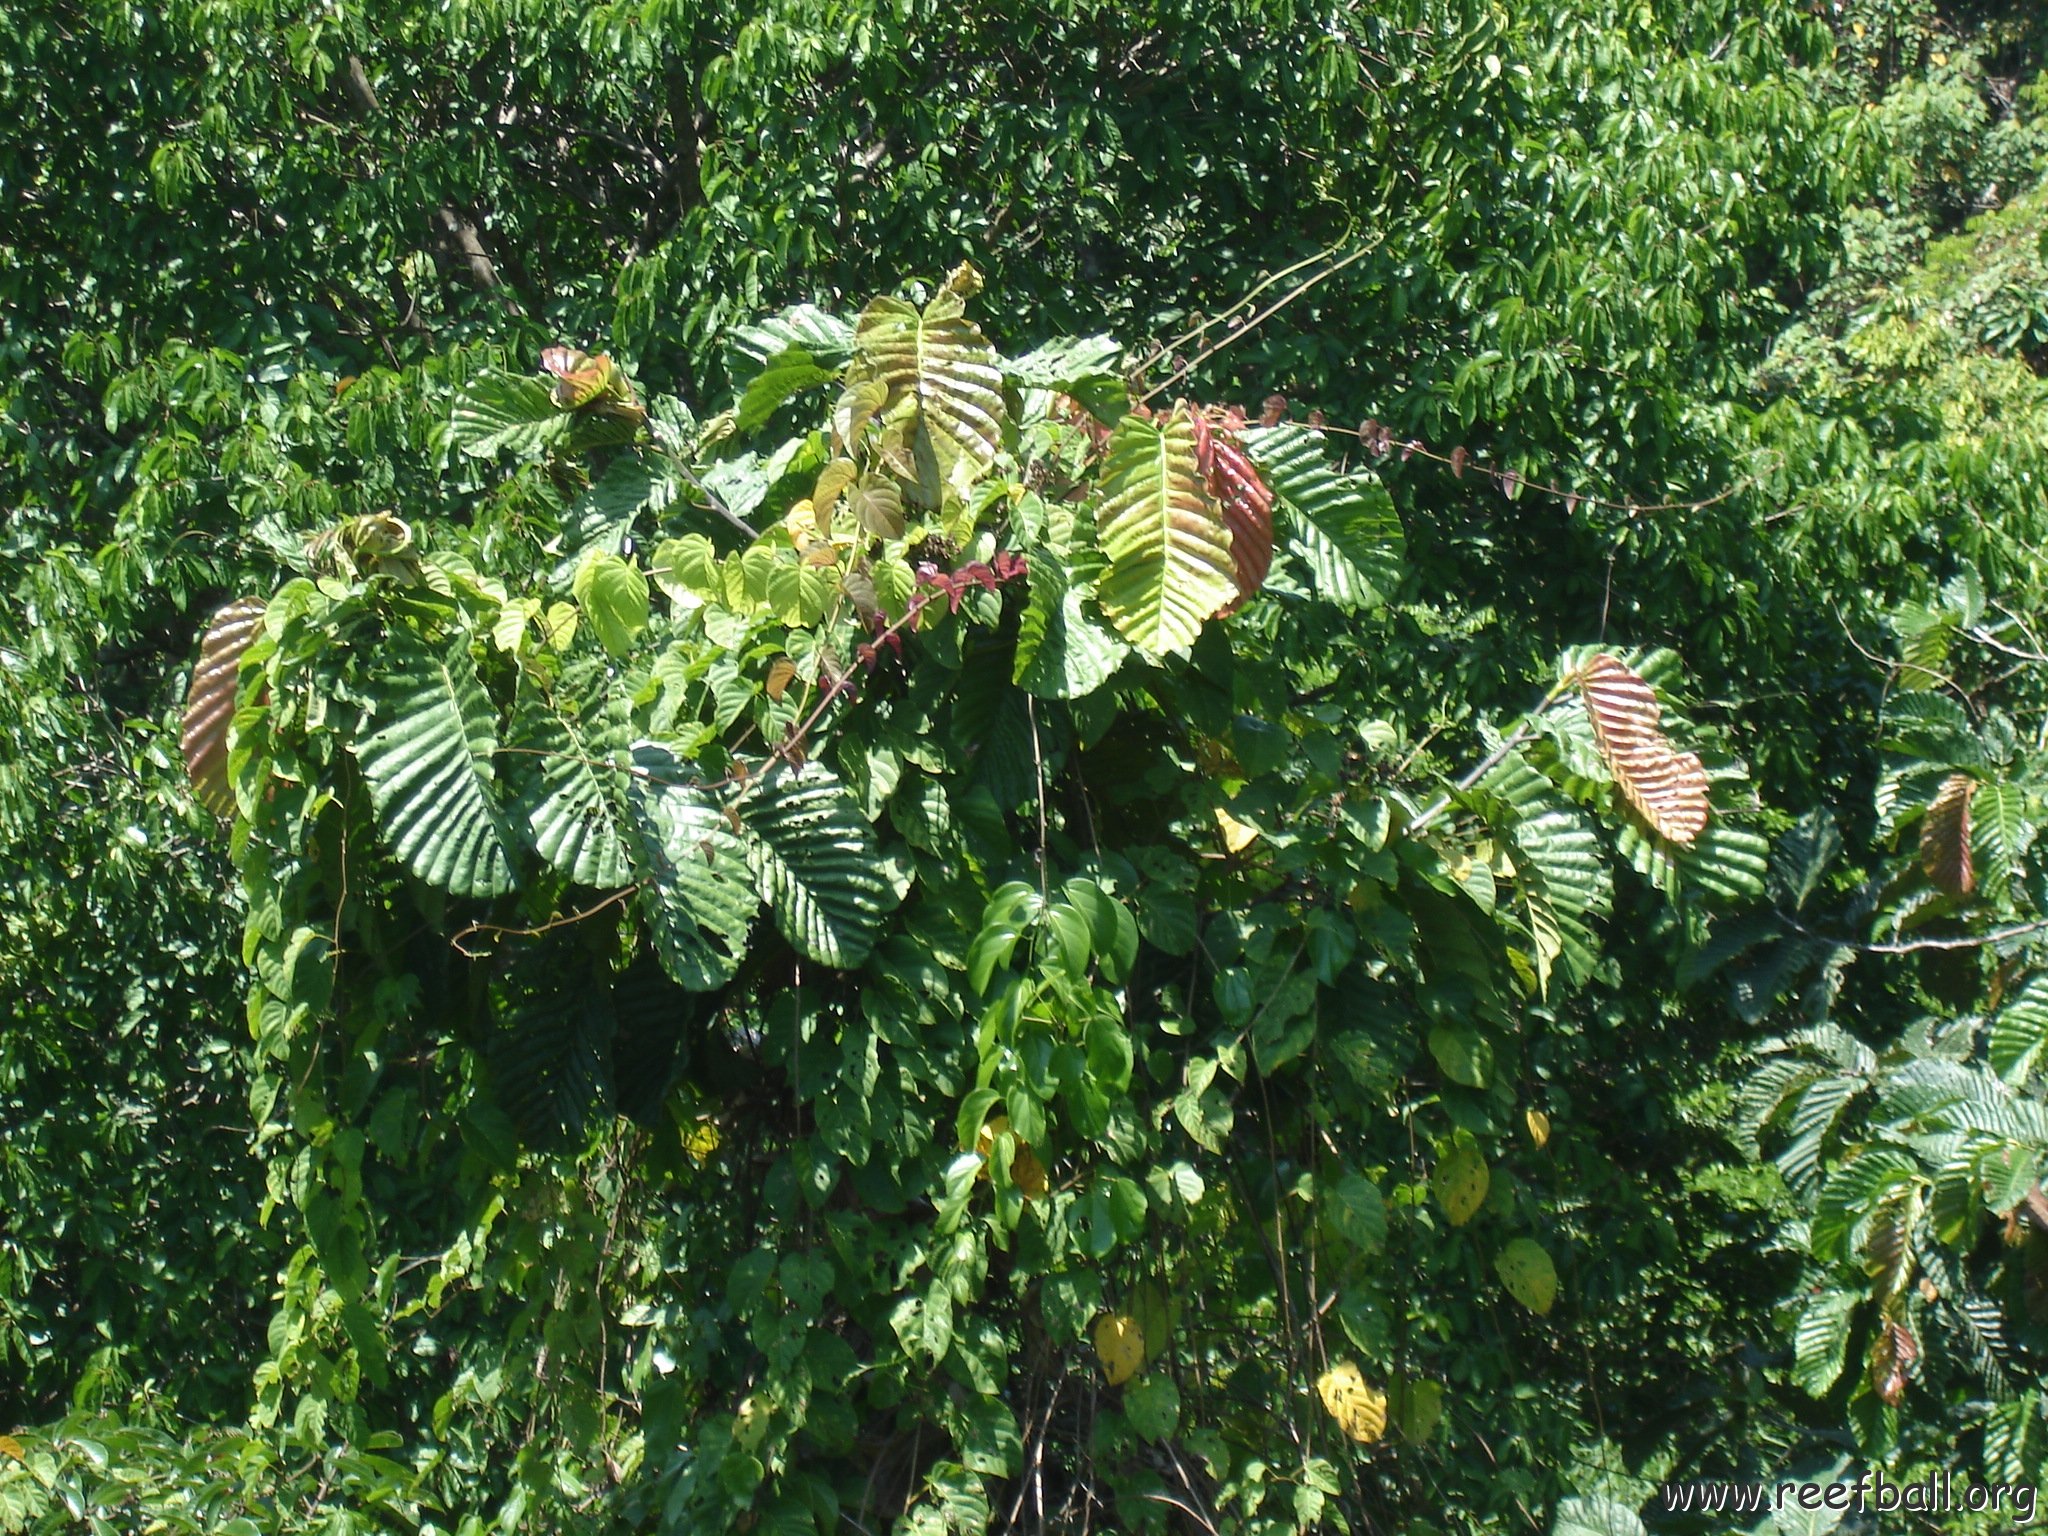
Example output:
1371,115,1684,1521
1190,408,1275,610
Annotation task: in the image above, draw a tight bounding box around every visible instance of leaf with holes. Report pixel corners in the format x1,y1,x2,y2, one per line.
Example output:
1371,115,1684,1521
1495,1237,1557,1315
629,744,759,991
1922,773,1976,894
738,761,899,968
1578,654,1710,845
353,628,519,897
182,597,265,815
850,280,1005,506
1244,423,1402,608
1315,1361,1387,1444
1433,1143,1489,1225
1094,407,1234,657
1093,1312,1144,1386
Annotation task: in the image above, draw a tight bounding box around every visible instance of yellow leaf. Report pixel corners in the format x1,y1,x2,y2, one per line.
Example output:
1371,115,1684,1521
1094,1313,1145,1385
0,1434,21,1464
1932,51,1948,65
1214,805,1260,853
1525,1108,1551,1149
975,1115,1047,1199
765,657,798,702
1851,20,1865,35
1315,1361,1388,1444
681,1120,721,1165
1431,1143,1489,1226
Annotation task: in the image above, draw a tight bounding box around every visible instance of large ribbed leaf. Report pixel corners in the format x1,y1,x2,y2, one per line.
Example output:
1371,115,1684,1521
850,280,1004,506
1790,1288,1857,1397
511,668,633,887
489,966,615,1145
1476,752,1609,995
1991,976,2048,1084
181,597,265,815
1578,654,1710,845
1014,550,1127,699
738,761,897,968
1243,424,1403,608
629,744,759,991
728,303,856,370
1970,781,2033,900
354,629,518,896
1093,408,1235,657
449,375,572,459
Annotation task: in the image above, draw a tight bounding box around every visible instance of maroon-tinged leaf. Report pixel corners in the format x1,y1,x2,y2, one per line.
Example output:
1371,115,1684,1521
1190,408,1274,609
1922,772,1976,895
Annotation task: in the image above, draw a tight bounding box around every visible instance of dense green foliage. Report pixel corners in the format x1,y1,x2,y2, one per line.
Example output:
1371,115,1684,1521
5,0,2048,1532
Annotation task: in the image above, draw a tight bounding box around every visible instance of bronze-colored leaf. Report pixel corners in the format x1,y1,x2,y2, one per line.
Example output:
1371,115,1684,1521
541,346,643,422
848,476,906,539
1921,772,1976,895
1578,654,1710,846
1191,408,1274,608
181,598,267,815
1868,1318,1918,1405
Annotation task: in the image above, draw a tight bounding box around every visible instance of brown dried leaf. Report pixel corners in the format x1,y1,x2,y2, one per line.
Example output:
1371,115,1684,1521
181,598,267,816
1921,772,1976,895
1578,654,1710,846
